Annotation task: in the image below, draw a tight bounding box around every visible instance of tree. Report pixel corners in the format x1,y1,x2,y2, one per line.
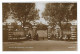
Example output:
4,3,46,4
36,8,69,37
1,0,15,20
3,3,39,27
43,3,77,25
42,3,77,38
3,3,10,22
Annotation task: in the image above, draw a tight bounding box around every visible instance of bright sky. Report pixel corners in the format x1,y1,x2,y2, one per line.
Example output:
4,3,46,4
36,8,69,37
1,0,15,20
5,14,21,25
6,14,15,23
35,18,48,25
35,2,46,18
35,2,48,25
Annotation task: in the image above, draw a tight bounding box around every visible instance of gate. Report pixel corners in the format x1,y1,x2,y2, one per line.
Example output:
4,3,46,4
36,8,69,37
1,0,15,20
37,30,47,40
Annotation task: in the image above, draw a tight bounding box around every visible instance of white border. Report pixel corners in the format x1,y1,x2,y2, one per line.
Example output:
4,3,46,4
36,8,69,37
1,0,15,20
0,0,80,54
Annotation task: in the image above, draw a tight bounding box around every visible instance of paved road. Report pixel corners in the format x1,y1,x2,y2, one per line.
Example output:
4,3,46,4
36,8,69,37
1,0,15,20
3,40,77,51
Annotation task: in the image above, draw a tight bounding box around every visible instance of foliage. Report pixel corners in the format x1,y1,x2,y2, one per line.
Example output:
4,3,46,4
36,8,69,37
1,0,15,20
3,3,39,26
42,3,77,26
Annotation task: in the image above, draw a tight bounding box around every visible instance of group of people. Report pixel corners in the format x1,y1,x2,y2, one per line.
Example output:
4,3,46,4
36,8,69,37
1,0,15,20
26,33,31,40
33,33,39,40
26,33,71,41
26,33,39,40
53,34,71,41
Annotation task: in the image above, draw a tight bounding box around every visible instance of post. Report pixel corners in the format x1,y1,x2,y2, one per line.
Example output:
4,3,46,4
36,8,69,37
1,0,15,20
24,26,29,40
54,25,61,39
32,26,37,40
47,26,53,40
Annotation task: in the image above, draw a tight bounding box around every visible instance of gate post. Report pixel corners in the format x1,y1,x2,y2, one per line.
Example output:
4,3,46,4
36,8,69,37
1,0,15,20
47,26,53,39
24,26,29,40
54,25,61,39
32,26,37,40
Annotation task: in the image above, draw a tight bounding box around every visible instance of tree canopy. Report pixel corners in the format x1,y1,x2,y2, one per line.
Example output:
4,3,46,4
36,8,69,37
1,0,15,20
42,3,77,24
3,3,39,26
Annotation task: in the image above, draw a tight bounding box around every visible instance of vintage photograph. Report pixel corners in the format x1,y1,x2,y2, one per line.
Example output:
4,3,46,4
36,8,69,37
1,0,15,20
3,2,77,51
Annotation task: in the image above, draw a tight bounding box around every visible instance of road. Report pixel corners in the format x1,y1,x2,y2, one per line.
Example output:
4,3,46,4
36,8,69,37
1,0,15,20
3,40,77,51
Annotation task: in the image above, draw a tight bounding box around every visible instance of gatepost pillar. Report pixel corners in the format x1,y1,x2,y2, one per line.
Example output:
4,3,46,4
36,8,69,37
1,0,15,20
47,26,53,39
32,26,37,40
24,26,29,40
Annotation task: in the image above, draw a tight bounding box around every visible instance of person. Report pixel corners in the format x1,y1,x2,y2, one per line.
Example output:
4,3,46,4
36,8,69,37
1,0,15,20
67,34,71,41
36,33,39,40
28,33,31,39
43,36,44,40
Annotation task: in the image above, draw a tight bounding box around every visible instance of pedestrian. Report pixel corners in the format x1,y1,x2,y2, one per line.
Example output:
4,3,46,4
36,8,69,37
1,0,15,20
28,33,31,39
67,34,71,41
36,33,39,40
43,37,44,40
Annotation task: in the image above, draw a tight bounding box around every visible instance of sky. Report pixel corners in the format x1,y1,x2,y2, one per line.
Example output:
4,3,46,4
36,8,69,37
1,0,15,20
35,2,46,18
35,2,48,25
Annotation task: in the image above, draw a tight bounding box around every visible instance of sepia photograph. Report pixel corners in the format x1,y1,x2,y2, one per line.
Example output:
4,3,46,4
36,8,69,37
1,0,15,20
2,2,77,51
